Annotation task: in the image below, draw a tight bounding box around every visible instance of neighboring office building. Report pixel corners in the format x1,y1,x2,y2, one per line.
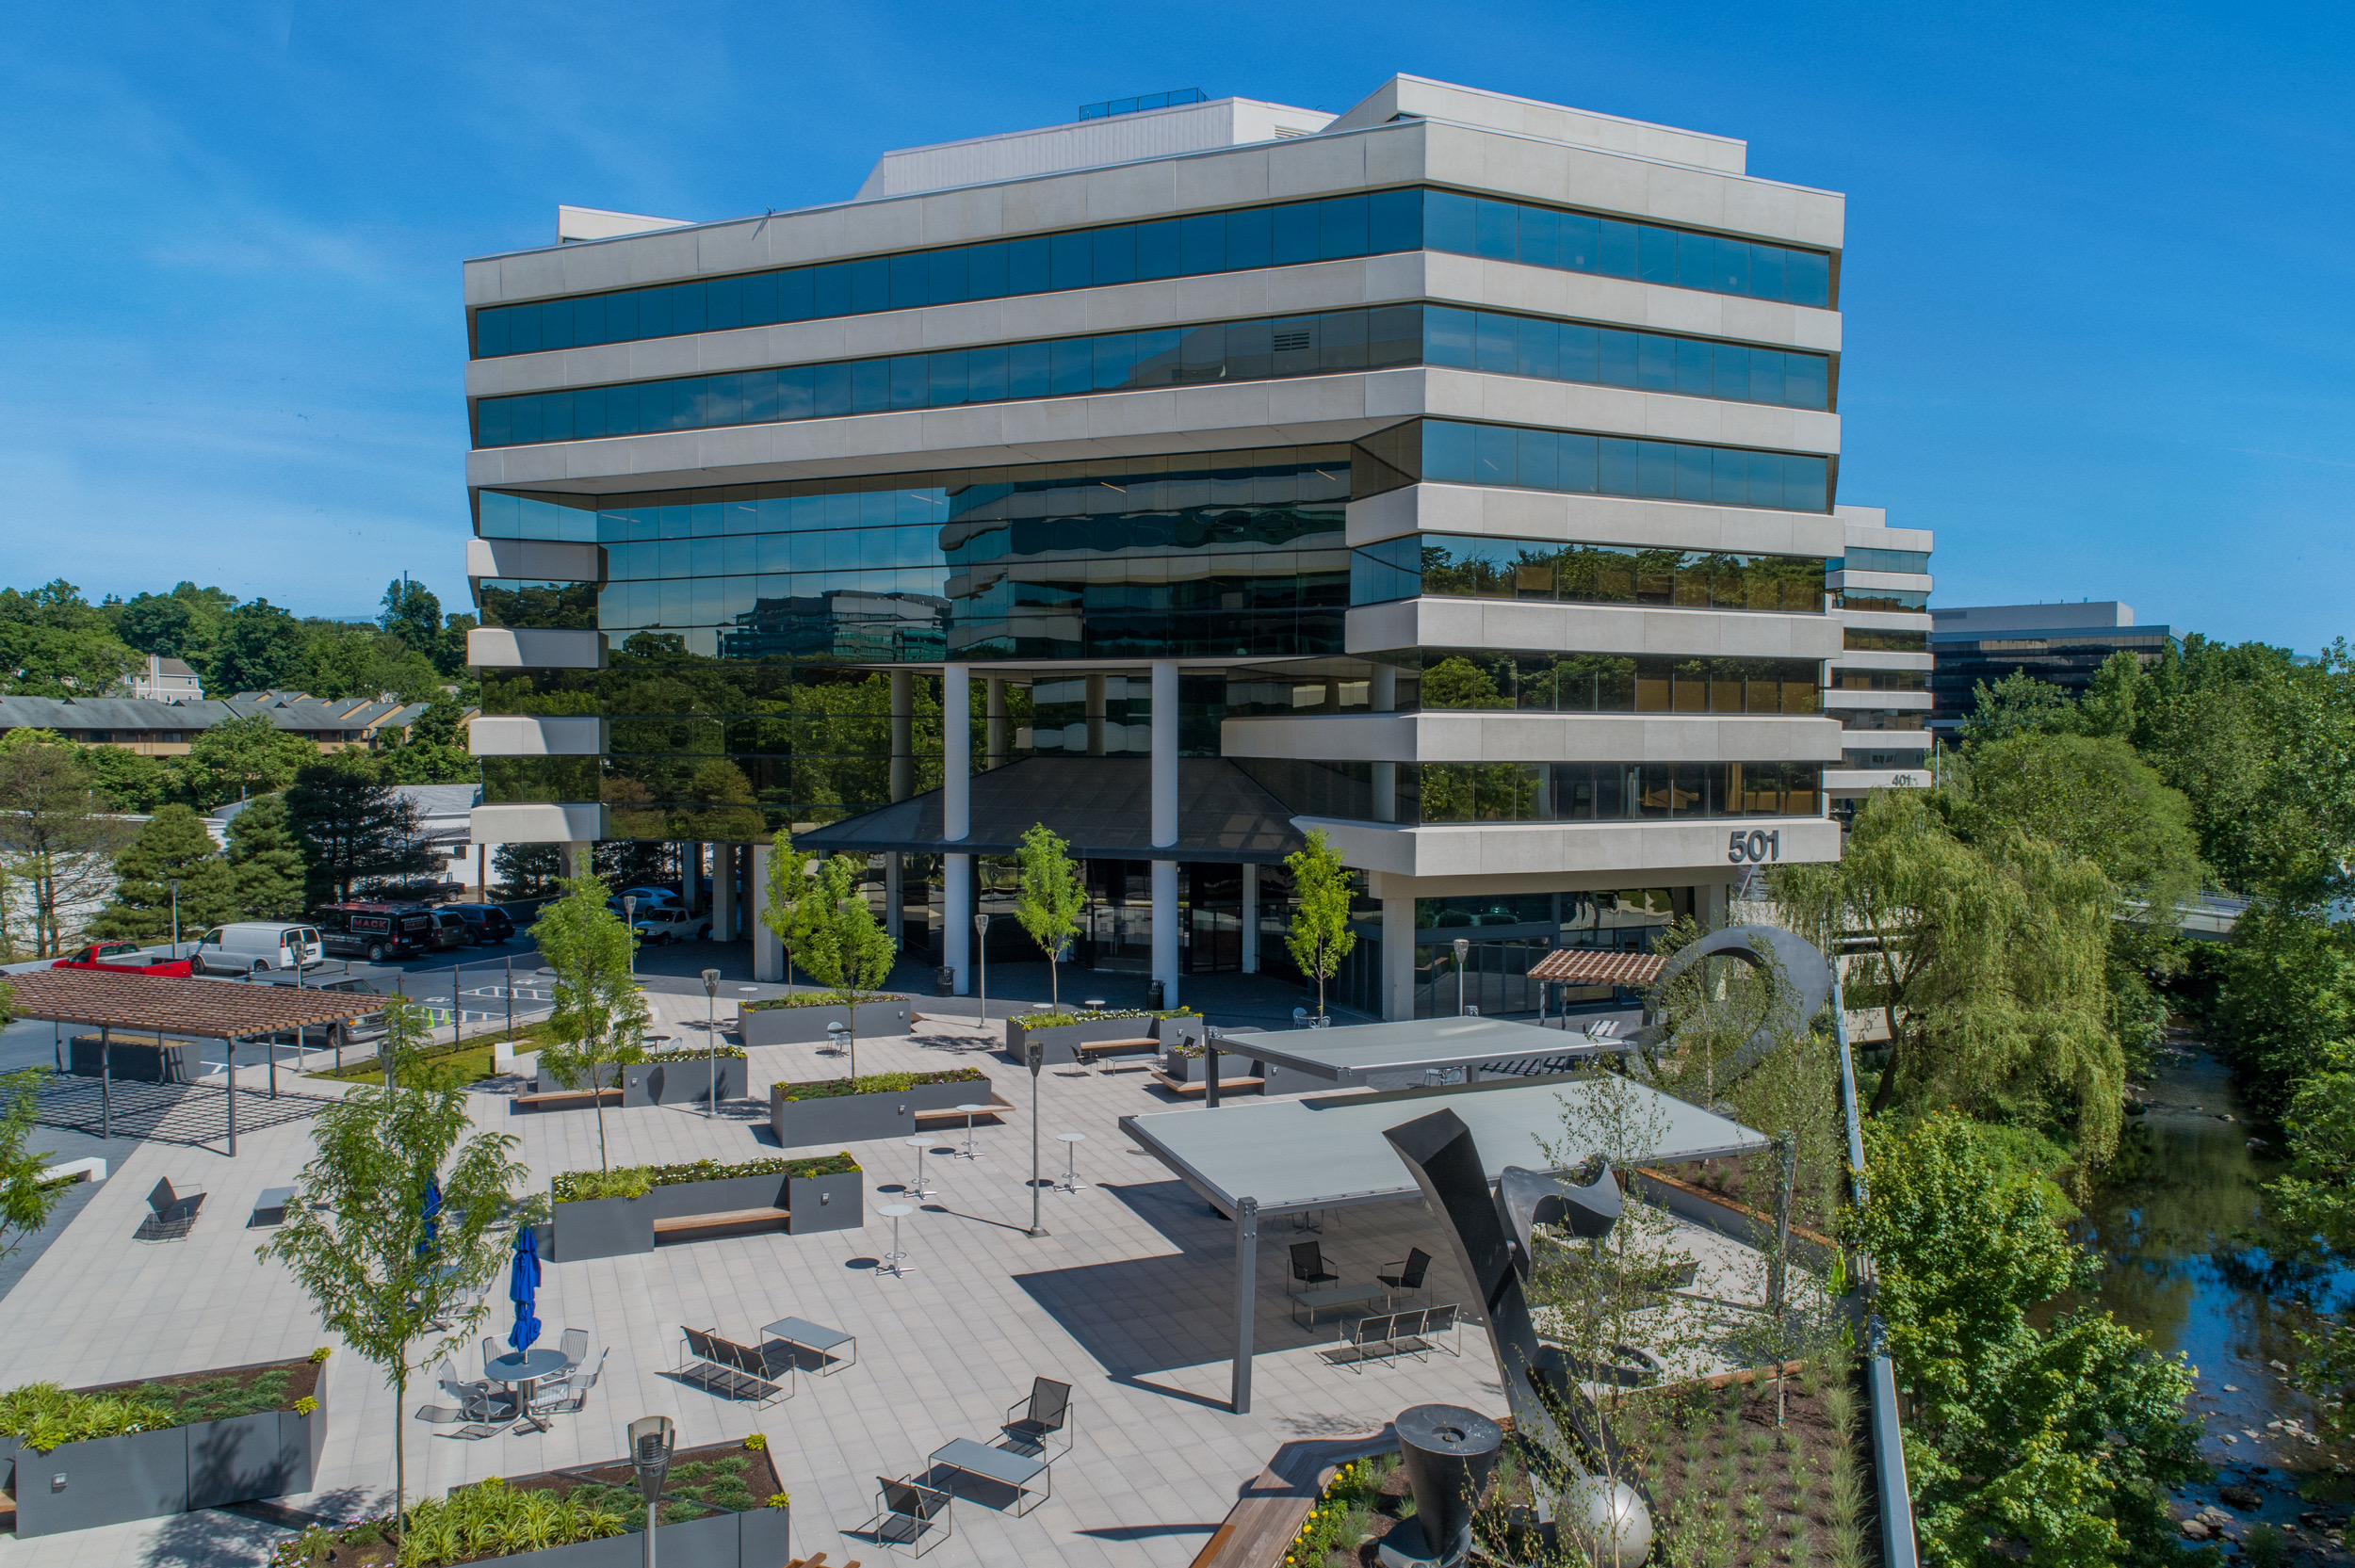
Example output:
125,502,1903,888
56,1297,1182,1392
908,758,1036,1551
121,655,203,703
1929,601,2177,736
462,74,1849,1020
0,691,458,756
1824,506,1933,816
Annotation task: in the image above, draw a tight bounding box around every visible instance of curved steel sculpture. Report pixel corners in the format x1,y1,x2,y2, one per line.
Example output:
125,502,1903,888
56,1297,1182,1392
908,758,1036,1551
1629,922,1833,1085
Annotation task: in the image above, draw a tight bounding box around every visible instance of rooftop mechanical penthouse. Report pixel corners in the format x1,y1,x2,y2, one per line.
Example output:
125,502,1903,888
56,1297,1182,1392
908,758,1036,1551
463,74,1852,1019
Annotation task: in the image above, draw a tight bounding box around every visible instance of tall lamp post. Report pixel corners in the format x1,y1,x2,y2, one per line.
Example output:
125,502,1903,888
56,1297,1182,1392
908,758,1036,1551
1454,937,1470,1017
168,877,181,957
699,968,721,1118
1025,1039,1048,1237
628,1414,674,1568
973,912,990,1028
623,896,638,977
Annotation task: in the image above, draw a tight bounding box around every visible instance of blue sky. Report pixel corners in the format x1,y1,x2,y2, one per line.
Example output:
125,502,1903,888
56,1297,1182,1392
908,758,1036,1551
3,0,2348,647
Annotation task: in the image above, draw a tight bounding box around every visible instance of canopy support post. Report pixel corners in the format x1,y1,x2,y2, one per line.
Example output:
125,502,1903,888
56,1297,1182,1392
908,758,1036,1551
225,1036,237,1156
1231,1195,1259,1414
100,1025,111,1140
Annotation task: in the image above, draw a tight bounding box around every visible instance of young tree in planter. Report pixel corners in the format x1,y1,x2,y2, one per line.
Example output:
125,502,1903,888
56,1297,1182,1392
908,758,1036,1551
1015,822,1084,1008
798,855,898,1080
1284,829,1356,1018
85,803,240,945
0,983,67,1262
224,793,309,921
532,875,651,1173
258,994,527,1537
763,819,829,989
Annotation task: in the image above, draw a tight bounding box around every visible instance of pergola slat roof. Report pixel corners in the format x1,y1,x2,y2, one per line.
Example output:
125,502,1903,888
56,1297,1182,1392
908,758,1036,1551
1527,947,1669,986
1,968,386,1036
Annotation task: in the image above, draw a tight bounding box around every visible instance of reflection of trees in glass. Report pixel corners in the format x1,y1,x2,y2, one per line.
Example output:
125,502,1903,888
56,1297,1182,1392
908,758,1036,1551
1421,655,1513,709
476,582,597,630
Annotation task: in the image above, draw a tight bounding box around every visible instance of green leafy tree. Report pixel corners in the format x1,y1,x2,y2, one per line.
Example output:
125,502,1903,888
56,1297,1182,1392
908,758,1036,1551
86,804,240,945
0,581,142,696
1419,655,1511,709
256,995,528,1534
1771,790,2122,1170
2266,1043,2355,1438
0,970,66,1262
493,843,565,898
1284,829,1357,1018
757,828,815,991
225,793,309,920
285,753,433,903
533,875,651,1173
174,712,317,809
380,577,444,657
1958,669,2080,744
113,583,235,665
2205,904,2355,1121
1945,732,2206,1064
205,598,310,695
1845,1113,2203,1568
796,855,898,1079
377,702,478,784
76,744,174,812
305,622,442,704
1014,822,1085,1007
0,732,132,956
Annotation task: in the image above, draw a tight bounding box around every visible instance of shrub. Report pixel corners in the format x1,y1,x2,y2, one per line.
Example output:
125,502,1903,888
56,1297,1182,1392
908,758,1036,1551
552,1154,858,1203
772,1067,984,1102
740,992,905,1012
643,1044,747,1063
293,1396,318,1415
401,1477,630,1565
1015,1007,1196,1028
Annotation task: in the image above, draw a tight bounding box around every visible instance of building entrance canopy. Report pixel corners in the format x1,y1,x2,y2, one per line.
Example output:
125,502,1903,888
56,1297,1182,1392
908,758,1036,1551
1120,1075,1767,1220
1228,1016,1626,1092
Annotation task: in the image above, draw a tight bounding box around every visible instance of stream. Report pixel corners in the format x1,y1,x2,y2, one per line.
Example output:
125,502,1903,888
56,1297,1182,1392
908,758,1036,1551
2068,1032,2354,1558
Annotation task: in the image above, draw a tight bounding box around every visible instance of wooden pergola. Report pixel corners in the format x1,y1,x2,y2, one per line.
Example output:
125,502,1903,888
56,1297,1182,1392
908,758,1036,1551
1,969,389,1154
1525,946,1670,987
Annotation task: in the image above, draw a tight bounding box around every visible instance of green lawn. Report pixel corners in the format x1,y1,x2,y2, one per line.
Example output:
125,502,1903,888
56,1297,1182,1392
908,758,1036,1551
308,1019,558,1085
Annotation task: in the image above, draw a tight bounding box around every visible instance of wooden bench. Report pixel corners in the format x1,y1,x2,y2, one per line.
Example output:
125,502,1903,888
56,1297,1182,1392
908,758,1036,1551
652,1208,789,1241
1075,1037,1158,1071
912,1091,1012,1127
1148,1069,1263,1098
512,1088,623,1111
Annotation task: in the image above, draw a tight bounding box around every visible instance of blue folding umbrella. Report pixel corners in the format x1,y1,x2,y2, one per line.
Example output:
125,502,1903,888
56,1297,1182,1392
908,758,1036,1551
417,1176,443,1261
506,1224,542,1355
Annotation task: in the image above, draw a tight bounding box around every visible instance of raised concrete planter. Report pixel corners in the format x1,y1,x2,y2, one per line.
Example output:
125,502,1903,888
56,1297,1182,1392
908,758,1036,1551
1,1360,328,1537
770,1077,982,1149
1003,1014,1172,1065
739,998,911,1048
622,1056,749,1107
414,1450,788,1568
549,1171,861,1261
1161,1048,1264,1084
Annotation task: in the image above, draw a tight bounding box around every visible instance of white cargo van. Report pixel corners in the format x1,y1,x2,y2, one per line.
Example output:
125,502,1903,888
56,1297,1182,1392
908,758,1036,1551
191,923,323,976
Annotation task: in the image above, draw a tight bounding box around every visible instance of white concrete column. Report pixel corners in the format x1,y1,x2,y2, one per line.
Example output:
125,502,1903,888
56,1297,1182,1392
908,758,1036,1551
1371,665,1397,712
750,841,784,982
944,663,971,993
1241,862,1259,974
889,669,915,802
1382,894,1417,1021
563,841,593,881
1151,658,1180,1007
713,849,736,941
885,854,904,944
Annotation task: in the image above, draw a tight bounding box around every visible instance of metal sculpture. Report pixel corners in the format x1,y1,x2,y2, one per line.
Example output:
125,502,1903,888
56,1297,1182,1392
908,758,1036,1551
1383,1108,1652,1567
1631,922,1833,1085
1381,1404,1504,1568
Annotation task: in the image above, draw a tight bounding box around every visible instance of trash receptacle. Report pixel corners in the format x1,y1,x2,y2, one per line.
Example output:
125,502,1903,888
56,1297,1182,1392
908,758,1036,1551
934,965,956,996
1147,980,1165,1010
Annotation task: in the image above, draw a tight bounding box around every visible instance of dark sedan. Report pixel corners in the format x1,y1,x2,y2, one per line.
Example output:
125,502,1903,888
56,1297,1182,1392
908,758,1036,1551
445,904,518,945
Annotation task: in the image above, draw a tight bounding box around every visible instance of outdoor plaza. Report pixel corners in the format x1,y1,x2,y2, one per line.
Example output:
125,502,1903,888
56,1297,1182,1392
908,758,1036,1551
0,982,1805,1568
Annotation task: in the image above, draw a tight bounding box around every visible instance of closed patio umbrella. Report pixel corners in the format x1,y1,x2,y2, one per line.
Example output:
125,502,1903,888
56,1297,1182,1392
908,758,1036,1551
506,1224,542,1354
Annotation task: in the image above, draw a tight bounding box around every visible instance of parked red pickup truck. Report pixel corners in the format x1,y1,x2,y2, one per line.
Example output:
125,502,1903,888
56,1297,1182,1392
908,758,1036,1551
52,942,195,978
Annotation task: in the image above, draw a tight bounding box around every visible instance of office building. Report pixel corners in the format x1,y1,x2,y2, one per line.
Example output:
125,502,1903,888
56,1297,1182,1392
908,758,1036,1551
1930,601,2176,736
463,75,1850,1019
1824,506,1933,815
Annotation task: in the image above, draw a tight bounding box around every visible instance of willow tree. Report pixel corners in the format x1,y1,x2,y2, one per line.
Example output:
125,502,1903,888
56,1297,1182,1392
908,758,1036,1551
1015,823,1084,1008
1770,789,2121,1167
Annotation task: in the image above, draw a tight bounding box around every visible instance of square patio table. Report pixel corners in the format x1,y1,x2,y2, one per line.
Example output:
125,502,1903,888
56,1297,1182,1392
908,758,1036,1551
251,1187,297,1227
1291,1282,1387,1327
927,1436,1050,1514
760,1316,857,1376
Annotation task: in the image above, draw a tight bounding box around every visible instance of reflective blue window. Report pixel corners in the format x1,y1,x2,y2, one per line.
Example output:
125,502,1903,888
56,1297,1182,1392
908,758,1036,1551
475,187,1835,356
1416,419,1832,513
472,302,1830,448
